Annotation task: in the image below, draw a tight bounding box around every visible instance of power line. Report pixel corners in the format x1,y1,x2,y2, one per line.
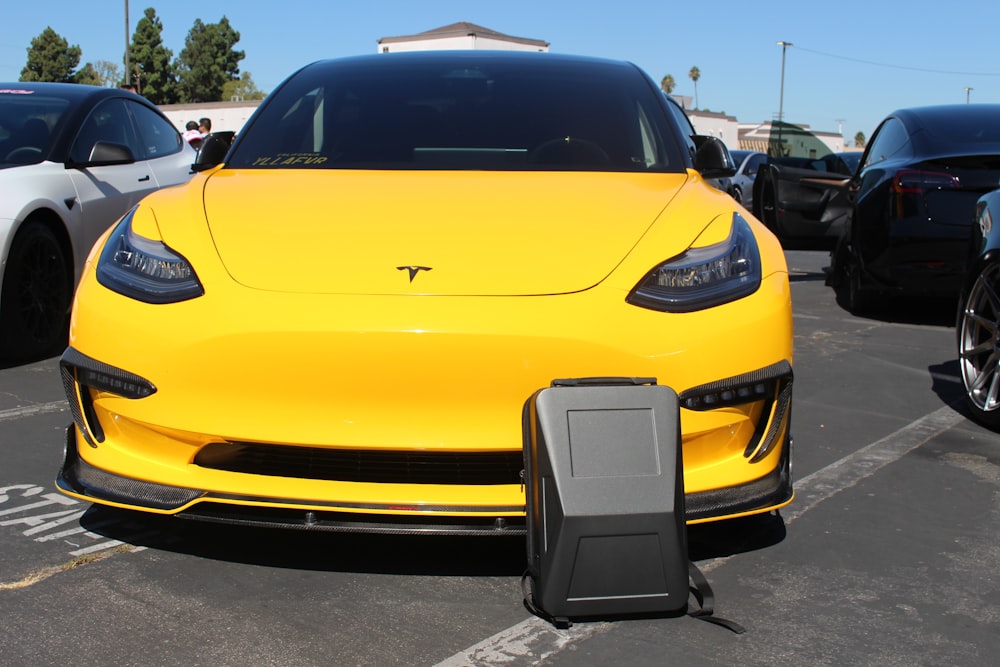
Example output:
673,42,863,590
791,44,1000,77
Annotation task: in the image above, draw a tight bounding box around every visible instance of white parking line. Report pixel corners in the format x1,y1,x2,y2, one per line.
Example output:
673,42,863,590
434,403,967,667
783,404,964,525
0,401,67,422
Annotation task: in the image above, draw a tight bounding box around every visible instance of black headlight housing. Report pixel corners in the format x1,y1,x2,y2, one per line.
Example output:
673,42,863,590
96,207,204,304
627,212,761,312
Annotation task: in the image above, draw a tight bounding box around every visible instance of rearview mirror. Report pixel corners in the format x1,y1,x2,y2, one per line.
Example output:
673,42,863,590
692,135,736,179
192,131,236,172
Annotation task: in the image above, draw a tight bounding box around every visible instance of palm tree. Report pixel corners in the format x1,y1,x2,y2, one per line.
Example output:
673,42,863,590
688,66,700,109
660,74,676,94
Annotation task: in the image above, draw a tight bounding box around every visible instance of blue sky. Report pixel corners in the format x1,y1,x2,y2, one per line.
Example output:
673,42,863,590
3,1,999,142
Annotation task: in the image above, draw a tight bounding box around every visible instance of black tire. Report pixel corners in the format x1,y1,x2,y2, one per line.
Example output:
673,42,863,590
0,221,71,361
846,267,876,315
957,261,1000,430
826,236,849,288
754,168,779,232
732,185,743,205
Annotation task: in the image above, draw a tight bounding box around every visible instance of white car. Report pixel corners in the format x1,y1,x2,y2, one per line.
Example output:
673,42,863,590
728,150,766,210
0,82,195,360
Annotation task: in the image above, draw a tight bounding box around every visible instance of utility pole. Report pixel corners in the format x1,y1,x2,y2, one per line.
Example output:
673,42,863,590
777,41,792,123
124,1,130,87
776,41,792,154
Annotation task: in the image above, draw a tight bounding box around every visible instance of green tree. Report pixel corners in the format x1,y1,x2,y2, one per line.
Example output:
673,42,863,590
688,66,701,109
92,59,122,88
129,7,177,103
175,16,245,103
73,62,102,86
660,74,675,94
854,131,866,148
20,27,81,82
222,71,266,101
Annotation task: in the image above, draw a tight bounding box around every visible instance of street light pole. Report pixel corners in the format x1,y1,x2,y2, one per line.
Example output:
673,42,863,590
776,41,792,123
965,87,974,104
776,41,792,155
124,1,130,87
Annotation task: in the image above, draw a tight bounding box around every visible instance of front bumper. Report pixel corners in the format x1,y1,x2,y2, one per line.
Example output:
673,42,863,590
58,349,794,534
58,424,792,535
58,255,795,534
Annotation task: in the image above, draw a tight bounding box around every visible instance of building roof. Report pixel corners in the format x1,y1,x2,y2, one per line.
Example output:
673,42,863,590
378,22,549,49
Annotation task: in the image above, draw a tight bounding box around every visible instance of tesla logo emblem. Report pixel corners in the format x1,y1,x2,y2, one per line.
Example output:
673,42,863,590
397,265,432,282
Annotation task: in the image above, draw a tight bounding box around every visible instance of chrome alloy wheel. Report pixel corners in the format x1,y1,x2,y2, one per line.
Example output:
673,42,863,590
959,262,1000,426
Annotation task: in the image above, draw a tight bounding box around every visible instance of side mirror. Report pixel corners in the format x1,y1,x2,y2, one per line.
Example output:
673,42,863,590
192,131,235,172
68,141,135,168
692,135,736,179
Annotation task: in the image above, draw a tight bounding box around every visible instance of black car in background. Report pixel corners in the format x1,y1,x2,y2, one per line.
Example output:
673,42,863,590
831,105,1000,312
756,107,1000,313
957,188,1000,429
835,150,862,175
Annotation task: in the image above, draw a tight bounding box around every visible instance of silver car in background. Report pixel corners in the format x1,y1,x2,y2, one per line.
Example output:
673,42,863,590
0,82,194,361
728,149,766,209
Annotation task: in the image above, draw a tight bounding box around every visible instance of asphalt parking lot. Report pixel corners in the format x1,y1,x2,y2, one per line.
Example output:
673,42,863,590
2,249,999,666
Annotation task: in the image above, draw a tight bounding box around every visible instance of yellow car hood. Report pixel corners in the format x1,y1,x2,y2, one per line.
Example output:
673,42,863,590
202,169,691,295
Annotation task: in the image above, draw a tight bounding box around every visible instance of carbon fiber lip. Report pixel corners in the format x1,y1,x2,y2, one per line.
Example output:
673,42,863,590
57,427,527,534
685,439,793,521
58,426,203,510
177,505,528,537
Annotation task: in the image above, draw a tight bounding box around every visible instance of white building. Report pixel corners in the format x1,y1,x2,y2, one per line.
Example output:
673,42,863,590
160,99,261,136
377,22,549,53
738,121,845,154
671,95,741,150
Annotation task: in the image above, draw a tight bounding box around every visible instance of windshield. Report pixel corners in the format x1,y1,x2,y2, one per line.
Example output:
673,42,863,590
227,55,684,172
0,89,70,165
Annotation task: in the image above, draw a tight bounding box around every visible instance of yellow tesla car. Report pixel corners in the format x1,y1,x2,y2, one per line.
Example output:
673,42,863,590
57,52,793,534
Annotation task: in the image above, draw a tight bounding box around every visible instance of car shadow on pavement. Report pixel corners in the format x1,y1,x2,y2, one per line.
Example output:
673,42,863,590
79,505,528,576
929,359,964,408
0,347,63,371
79,504,787,576
688,511,786,562
832,288,957,326
787,269,828,283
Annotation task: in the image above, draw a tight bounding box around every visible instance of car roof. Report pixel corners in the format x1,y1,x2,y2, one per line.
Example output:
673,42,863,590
885,104,1000,155
889,104,1000,126
276,51,651,102
295,49,643,74
0,81,130,103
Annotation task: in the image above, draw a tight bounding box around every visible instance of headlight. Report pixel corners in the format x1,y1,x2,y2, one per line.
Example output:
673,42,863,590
96,208,204,304
627,212,761,312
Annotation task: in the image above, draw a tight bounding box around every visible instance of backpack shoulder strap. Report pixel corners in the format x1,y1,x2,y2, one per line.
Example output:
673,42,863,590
687,561,746,634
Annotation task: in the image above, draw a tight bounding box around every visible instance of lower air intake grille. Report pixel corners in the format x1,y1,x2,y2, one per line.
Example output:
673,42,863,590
194,442,524,486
